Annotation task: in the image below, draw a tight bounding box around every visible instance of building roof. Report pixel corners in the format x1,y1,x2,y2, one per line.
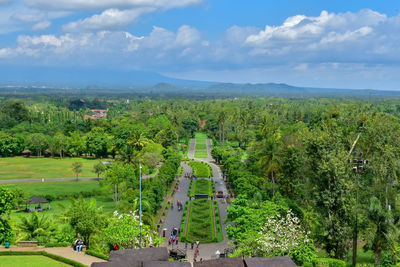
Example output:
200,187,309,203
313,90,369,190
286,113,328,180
110,247,169,263
26,196,49,204
143,261,191,267
193,257,244,267
244,257,297,267
22,150,31,154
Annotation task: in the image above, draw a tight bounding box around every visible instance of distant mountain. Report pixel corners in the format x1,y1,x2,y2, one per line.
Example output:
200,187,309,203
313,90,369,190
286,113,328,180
0,65,213,87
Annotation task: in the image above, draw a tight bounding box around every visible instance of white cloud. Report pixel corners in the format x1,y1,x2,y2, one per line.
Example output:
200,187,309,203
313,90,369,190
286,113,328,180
32,20,51,31
62,8,154,32
25,0,202,11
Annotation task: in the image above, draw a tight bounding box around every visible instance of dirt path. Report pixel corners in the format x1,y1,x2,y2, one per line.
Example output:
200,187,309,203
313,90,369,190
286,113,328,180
0,246,106,266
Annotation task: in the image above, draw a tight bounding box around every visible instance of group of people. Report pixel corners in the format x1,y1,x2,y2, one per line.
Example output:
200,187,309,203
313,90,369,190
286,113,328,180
168,227,180,246
176,200,183,211
73,237,84,252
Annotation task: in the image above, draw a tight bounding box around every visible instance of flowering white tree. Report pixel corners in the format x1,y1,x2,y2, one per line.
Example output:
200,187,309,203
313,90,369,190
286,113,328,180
103,211,162,249
256,210,310,256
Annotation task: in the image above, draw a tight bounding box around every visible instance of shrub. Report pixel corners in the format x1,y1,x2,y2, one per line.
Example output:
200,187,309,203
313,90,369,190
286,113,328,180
45,241,71,247
86,249,109,260
311,258,346,267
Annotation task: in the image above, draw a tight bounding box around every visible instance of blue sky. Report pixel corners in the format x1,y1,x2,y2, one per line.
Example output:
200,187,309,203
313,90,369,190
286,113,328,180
0,0,400,89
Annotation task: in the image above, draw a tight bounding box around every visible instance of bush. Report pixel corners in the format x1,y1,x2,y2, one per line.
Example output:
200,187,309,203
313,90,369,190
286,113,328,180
311,258,346,267
45,241,71,247
86,249,109,260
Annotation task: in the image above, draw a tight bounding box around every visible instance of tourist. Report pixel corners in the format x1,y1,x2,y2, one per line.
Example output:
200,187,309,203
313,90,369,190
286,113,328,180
196,240,199,248
191,241,194,249
176,236,179,245
74,237,84,252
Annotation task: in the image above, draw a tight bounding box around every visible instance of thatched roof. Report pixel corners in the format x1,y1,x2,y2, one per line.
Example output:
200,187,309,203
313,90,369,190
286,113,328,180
26,196,49,204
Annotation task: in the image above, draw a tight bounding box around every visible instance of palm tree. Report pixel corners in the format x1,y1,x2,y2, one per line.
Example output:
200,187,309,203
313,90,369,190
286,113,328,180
365,197,398,267
19,212,56,244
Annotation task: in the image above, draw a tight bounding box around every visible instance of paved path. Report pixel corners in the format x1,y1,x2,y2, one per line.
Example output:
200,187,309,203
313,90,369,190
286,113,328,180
0,246,106,266
162,137,232,262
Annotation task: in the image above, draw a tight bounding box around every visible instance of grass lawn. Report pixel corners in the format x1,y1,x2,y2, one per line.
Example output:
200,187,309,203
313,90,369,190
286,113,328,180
195,179,211,196
0,157,104,180
186,199,215,243
2,180,102,197
195,132,207,139
194,151,208,158
195,144,207,150
10,195,116,227
195,139,206,144
0,256,70,266
188,162,210,177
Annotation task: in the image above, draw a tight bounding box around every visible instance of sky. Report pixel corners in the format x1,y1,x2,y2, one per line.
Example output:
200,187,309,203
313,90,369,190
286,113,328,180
0,0,400,89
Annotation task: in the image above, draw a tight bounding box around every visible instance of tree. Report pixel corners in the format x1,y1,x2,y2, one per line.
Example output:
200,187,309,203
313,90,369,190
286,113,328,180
364,197,398,267
18,212,56,244
67,131,86,156
86,127,110,158
71,162,83,180
0,132,22,156
103,211,162,249
93,161,105,178
104,164,137,203
0,187,14,244
63,198,105,249
182,117,199,138
27,133,48,156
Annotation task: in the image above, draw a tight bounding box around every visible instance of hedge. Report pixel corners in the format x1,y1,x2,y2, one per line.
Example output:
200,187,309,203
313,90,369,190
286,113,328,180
310,258,346,267
0,251,87,267
45,241,71,247
86,249,109,261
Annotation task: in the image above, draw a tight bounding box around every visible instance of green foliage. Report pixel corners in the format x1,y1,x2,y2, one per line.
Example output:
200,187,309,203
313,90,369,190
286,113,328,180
0,132,23,156
86,249,110,260
18,212,57,244
0,187,14,244
93,161,106,178
310,258,346,267
103,211,162,249
63,198,106,249
71,162,83,179
44,241,71,247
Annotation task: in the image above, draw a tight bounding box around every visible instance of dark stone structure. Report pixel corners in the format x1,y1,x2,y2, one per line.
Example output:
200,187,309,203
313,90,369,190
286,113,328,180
91,248,297,267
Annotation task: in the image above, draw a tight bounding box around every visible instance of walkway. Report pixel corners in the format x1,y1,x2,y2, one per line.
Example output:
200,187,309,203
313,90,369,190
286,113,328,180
0,246,106,266
162,137,232,262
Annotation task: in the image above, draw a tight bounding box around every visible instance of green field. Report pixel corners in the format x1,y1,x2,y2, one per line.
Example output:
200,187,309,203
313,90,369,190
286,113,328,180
10,195,116,226
195,139,206,144
0,157,104,180
3,180,102,197
0,256,71,266
195,132,207,139
188,161,210,177
186,199,219,243
194,151,208,158
195,144,207,150
188,179,212,197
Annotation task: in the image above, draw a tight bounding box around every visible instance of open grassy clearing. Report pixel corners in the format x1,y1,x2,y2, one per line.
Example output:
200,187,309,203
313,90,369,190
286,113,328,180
0,157,103,180
3,180,102,198
10,195,116,227
195,144,207,150
194,151,208,158
0,256,71,266
188,179,212,197
188,161,210,177
185,199,221,243
195,132,207,139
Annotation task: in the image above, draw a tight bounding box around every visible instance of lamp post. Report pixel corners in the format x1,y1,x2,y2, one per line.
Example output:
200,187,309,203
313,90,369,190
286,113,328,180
347,152,369,267
139,161,143,249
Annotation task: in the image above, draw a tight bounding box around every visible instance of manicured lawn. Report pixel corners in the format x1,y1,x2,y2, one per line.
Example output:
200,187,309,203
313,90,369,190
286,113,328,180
0,157,104,180
195,179,211,195
195,139,206,144
185,199,221,243
194,151,208,158
186,199,214,243
10,195,116,227
0,256,71,266
3,180,102,197
188,162,210,177
195,132,207,139
195,144,207,150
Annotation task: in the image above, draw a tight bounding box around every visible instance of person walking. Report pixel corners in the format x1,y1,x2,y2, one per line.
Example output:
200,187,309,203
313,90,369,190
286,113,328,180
196,240,199,248
191,241,194,249
176,236,179,245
